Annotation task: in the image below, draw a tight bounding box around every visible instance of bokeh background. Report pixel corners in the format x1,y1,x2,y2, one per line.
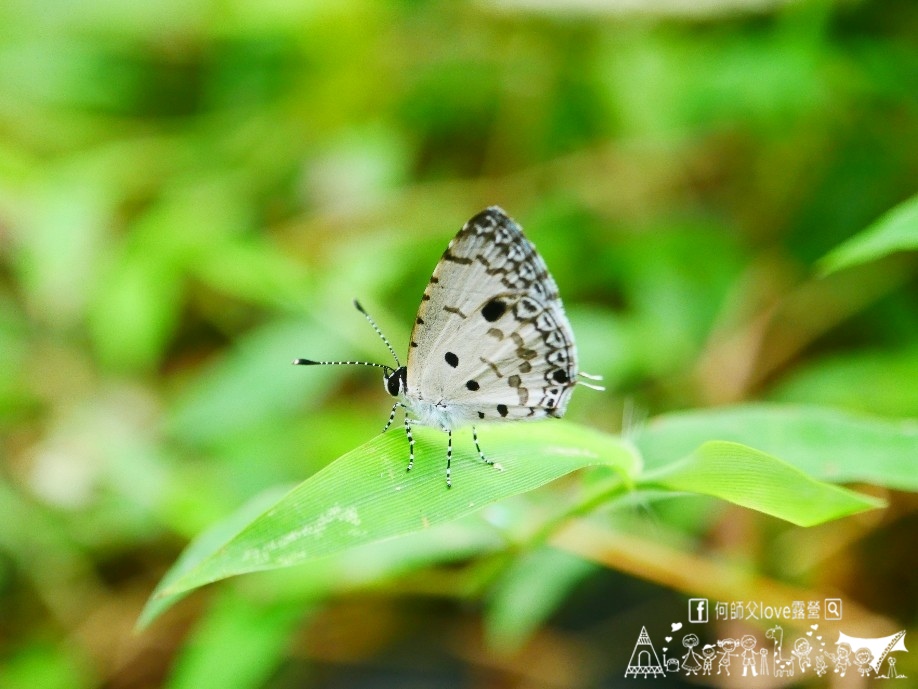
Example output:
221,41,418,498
1,0,916,687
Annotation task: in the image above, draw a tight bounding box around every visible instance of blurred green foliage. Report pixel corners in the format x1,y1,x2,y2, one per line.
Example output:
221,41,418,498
1,0,916,687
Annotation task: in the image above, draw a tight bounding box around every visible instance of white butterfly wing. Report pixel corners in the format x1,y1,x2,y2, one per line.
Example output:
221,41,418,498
405,207,578,425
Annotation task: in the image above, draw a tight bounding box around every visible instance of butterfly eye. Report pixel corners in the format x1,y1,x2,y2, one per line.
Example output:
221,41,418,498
385,366,407,397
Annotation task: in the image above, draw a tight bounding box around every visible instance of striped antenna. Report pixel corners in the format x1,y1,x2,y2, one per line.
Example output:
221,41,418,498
292,358,391,373
353,299,400,367
291,300,400,372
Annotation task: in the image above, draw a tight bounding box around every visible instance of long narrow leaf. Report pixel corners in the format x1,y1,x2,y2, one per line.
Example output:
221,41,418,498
138,485,294,629
640,440,884,526
635,403,918,490
819,193,918,275
149,421,639,605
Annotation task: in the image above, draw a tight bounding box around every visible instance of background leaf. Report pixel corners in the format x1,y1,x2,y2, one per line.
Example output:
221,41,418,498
639,440,884,527
767,346,918,417
165,590,307,689
484,546,597,653
819,192,918,275
635,404,918,490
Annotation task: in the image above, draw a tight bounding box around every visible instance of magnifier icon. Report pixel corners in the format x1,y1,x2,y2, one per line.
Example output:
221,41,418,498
825,598,842,620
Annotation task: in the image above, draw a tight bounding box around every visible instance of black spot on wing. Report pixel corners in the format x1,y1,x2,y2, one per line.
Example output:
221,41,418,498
445,352,459,368
466,380,480,391
482,298,507,322
497,404,508,417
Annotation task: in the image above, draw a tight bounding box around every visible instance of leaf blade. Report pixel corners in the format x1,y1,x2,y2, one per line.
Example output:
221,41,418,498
635,403,918,491
640,440,884,527
137,484,294,630
819,193,918,275
154,421,639,601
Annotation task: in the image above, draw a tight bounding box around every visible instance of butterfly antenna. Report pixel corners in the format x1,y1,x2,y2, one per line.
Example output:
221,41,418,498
353,299,401,367
292,358,392,373
577,371,605,391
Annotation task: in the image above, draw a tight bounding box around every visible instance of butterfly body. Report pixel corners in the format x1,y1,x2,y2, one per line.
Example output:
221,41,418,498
379,364,455,430
297,206,599,487
397,392,465,432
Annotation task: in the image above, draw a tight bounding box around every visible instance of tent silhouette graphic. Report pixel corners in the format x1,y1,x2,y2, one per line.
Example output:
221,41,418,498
625,626,665,678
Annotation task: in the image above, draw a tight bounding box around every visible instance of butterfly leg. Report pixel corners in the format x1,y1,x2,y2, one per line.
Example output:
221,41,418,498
404,411,415,473
382,402,400,433
445,429,452,489
471,426,494,467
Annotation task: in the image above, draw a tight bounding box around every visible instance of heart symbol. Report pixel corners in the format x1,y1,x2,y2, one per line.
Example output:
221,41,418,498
665,636,672,642
807,631,813,637
672,622,683,632
811,624,819,630
817,636,823,641
663,647,668,653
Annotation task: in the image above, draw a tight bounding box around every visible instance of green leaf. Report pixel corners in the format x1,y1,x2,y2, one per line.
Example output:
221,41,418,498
635,403,918,491
768,346,918,418
138,485,294,630
819,193,918,275
0,640,93,689
165,590,306,689
485,546,597,653
167,320,335,447
143,421,639,620
88,248,182,372
639,441,884,527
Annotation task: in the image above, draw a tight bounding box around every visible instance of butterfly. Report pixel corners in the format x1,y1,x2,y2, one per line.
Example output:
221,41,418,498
294,206,602,487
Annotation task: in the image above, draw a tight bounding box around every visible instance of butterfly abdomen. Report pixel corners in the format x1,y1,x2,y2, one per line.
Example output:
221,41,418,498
401,396,467,432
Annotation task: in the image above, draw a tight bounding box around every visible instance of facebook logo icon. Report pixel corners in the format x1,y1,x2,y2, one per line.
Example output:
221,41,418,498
688,598,709,623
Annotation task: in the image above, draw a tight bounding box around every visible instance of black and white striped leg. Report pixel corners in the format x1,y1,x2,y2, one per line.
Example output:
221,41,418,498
445,429,452,488
382,402,399,433
404,413,415,473
471,426,493,466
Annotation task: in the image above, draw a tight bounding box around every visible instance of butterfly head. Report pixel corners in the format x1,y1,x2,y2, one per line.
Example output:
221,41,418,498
385,365,408,398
